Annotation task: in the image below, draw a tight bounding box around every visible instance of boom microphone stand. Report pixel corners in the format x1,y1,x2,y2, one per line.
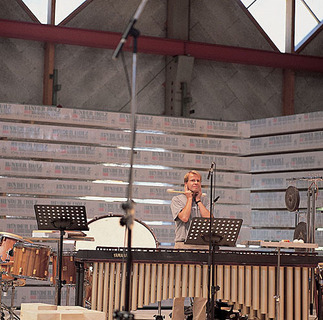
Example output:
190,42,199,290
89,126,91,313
112,1,148,319
206,162,216,320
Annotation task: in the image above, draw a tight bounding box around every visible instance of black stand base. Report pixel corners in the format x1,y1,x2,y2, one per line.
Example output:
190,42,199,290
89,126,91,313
208,300,248,320
113,310,134,320
0,303,20,320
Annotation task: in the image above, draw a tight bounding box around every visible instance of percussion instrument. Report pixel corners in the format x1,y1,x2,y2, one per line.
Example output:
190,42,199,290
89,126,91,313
0,262,26,286
11,243,51,280
75,247,318,320
285,186,300,212
51,252,76,285
0,262,14,281
75,215,158,250
0,232,27,263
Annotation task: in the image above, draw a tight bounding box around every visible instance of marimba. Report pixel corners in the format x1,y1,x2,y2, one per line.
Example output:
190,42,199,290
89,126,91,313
75,247,318,320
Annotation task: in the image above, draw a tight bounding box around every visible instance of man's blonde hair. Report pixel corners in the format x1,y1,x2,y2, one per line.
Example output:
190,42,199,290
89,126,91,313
184,170,202,183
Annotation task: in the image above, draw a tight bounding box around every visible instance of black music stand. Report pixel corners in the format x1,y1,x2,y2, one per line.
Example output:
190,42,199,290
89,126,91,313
34,205,88,306
185,217,242,320
185,217,242,247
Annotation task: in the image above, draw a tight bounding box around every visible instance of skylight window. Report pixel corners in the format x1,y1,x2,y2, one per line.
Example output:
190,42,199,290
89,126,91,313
22,0,86,25
243,0,286,51
23,0,48,23
240,0,323,52
55,0,86,24
22,0,323,52
295,0,320,45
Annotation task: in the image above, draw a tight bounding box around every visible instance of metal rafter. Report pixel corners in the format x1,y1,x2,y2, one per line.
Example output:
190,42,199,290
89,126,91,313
283,0,296,115
42,0,56,105
1,19,323,74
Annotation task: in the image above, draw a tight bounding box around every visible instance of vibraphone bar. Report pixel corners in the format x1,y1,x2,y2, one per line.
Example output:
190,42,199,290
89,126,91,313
75,247,318,320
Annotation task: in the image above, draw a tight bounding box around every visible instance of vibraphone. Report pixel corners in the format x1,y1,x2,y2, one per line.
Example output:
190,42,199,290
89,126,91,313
75,247,318,320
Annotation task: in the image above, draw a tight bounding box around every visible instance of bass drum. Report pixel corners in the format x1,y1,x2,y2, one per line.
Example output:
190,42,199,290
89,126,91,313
75,215,158,250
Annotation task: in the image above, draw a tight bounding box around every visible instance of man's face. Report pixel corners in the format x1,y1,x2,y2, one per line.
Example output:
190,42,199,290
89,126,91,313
185,173,201,194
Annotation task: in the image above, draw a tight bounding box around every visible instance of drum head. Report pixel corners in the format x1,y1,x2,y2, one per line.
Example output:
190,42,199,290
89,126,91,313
75,215,158,250
0,232,24,241
0,232,32,244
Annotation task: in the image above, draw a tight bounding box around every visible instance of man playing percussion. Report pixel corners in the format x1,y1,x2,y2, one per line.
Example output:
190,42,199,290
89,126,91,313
171,170,211,320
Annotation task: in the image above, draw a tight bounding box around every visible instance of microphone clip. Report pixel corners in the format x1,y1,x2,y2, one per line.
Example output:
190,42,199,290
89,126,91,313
207,162,215,180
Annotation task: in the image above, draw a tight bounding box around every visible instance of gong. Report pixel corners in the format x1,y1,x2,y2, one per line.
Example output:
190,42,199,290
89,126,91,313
293,221,307,242
285,186,300,212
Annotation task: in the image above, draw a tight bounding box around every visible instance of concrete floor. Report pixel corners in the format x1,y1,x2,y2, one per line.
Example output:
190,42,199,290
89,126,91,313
1,306,319,320
133,309,319,320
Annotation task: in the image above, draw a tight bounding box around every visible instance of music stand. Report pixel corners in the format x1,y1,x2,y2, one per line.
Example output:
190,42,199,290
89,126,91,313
34,205,88,306
185,217,242,247
185,217,242,319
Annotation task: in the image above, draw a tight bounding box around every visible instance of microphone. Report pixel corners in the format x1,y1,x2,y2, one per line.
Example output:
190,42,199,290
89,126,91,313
207,162,215,180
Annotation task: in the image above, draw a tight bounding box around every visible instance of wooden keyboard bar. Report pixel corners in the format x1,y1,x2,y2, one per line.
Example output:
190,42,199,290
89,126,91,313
75,248,318,320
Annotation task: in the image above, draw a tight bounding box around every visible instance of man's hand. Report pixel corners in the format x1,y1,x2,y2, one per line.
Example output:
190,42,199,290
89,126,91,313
195,188,202,202
184,184,194,199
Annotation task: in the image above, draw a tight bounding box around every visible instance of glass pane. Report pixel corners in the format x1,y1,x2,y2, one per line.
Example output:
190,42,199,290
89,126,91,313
240,0,258,8
22,0,48,24
55,0,87,24
247,0,286,52
296,0,319,45
303,0,323,20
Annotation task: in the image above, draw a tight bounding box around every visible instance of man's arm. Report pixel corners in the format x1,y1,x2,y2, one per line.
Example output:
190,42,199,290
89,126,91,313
195,189,211,218
174,184,195,223
196,201,211,218
177,195,193,223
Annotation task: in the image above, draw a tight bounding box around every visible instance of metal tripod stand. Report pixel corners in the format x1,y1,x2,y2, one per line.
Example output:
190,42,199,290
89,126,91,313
0,274,22,320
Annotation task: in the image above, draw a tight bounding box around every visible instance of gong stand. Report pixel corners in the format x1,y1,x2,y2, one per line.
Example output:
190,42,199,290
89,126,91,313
286,176,323,315
305,179,320,316
286,177,323,243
